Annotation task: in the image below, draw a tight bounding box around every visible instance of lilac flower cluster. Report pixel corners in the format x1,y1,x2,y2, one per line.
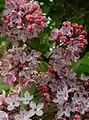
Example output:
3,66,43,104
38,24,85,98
47,22,89,119
0,91,44,120
0,45,41,87
36,21,89,119
0,0,47,42
50,21,87,63
0,0,89,119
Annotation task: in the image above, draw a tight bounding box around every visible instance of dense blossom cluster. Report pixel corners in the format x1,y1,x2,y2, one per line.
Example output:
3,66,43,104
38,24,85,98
36,21,89,119
0,91,44,120
0,0,89,120
50,21,87,63
0,0,47,42
47,22,89,119
0,45,41,87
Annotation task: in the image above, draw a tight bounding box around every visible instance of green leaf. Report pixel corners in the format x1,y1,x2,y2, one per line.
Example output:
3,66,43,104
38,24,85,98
20,83,37,95
38,61,48,72
72,52,89,75
0,77,9,93
0,0,5,13
30,83,37,94
31,38,50,54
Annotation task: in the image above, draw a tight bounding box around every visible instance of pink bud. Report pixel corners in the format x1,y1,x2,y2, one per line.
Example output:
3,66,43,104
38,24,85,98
35,19,42,26
44,93,51,103
79,25,83,30
26,15,33,22
29,2,40,14
73,114,80,120
72,23,79,29
63,21,71,27
26,25,33,32
81,30,87,36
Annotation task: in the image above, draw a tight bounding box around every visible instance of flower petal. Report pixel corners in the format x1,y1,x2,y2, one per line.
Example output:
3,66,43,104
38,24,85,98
33,51,41,58
24,91,33,101
24,91,30,99
36,109,43,116
19,97,25,101
64,110,70,117
7,104,14,111
29,95,33,101
27,109,35,117
20,109,26,116
37,103,44,110
0,111,8,119
23,100,29,105
30,101,36,109
57,108,64,118
15,115,22,120
52,98,59,103
5,97,12,104
15,101,20,107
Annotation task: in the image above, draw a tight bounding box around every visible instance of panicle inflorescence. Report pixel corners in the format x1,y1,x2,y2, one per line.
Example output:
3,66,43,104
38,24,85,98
0,45,41,87
0,0,47,42
0,1,89,119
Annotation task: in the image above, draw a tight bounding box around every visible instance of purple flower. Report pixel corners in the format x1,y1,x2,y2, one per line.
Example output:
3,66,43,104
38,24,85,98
19,91,33,105
5,94,20,111
4,73,16,85
1,0,47,41
0,59,11,75
14,109,33,120
26,50,41,63
57,103,72,118
72,92,87,114
29,101,44,116
13,51,26,64
50,28,59,41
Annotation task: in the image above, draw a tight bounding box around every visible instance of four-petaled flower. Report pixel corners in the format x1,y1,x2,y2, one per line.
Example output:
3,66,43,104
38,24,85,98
57,103,72,118
15,109,34,120
5,94,20,111
13,51,26,64
19,91,33,105
29,101,44,116
4,73,16,86
53,85,74,104
26,50,41,65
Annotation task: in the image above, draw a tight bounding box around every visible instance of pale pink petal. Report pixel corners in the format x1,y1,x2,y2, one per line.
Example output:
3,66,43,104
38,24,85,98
23,100,29,105
24,91,30,99
7,104,14,111
19,97,25,101
52,98,59,103
5,97,12,104
15,115,22,120
37,103,44,110
27,109,35,117
30,101,36,109
0,111,8,119
15,101,20,107
24,91,33,103
36,109,43,116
